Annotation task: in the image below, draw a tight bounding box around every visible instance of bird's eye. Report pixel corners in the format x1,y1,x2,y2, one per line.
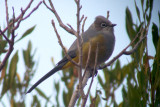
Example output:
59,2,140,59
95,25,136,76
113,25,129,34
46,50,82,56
101,23,107,28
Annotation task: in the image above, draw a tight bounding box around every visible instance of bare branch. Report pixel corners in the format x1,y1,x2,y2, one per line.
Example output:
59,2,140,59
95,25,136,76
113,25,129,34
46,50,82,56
83,41,91,79
5,0,9,31
124,36,146,55
69,68,91,107
1,0,42,34
0,30,10,43
0,8,16,72
99,25,145,69
82,43,99,107
43,0,77,36
82,17,87,33
80,15,84,23
107,11,110,19
51,20,79,67
23,1,42,20
0,0,42,71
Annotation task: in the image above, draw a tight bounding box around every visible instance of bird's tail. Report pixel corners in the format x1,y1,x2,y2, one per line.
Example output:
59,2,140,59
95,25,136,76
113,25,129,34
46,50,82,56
26,65,62,94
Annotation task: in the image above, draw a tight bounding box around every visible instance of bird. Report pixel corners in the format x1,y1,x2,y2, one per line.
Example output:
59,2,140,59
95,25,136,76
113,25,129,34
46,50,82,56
26,15,116,93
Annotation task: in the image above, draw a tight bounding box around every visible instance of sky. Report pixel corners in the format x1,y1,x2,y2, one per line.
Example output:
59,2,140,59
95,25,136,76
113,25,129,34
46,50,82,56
0,0,160,106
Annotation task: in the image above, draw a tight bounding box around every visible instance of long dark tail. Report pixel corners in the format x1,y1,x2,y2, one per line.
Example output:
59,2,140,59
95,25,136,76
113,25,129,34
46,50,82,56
26,65,62,94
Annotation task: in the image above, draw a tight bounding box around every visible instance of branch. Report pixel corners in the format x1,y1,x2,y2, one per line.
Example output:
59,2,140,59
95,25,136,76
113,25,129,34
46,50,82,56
98,26,145,69
82,17,87,33
5,0,9,31
0,0,42,71
75,0,83,92
43,0,77,36
51,20,79,67
82,43,99,107
0,30,10,43
0,8,15,72
22,1,42,20
107,11,110,20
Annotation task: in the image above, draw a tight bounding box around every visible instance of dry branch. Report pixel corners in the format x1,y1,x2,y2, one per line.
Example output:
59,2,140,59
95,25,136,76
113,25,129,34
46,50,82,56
51,20,79,67
43,0,146,106
0,0,42,71
43,0,77,36
98,26,146,69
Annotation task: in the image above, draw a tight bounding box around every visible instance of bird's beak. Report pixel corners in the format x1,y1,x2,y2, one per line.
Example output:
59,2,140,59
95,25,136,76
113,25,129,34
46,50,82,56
110,24,116,27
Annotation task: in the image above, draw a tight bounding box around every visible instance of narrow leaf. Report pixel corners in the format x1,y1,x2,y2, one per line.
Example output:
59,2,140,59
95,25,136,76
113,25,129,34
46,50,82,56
152,23,159,50
125,7,136,41
35,88,49,101
15,25,36,43
9,51,18,87
134,0,141,22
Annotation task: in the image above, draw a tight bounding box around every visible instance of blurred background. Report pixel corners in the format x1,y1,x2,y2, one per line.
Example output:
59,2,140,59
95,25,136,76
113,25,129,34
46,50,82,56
0,0,160,106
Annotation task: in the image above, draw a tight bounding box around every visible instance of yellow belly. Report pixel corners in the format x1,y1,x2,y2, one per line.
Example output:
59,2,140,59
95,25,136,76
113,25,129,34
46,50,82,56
62,34,108,69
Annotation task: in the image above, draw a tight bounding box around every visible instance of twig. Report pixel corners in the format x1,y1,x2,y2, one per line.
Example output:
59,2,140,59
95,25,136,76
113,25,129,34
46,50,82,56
0,30,10,43
0,8,16,72
82,43,99,107
82,41,91,80
5,0,9,32
0,0,42,71
80,15,84,23
43,0,77,36
82,17,87,33
1,0,34,33
107,11,110,19
13,1,42,31
23,1,42,20
69,67,91,107
74,0,85,103
51,20,79,67
99,25,145,69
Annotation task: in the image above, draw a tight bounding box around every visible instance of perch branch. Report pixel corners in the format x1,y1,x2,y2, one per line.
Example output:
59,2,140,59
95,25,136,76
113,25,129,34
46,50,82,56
99,26,145,69
82,43,99,107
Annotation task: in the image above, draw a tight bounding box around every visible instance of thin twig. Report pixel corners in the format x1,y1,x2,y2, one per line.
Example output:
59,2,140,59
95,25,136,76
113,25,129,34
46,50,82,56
82,41,91,80
0,8,16,72
43,0,77,36
23,1,42,20
80,15,84,23
1,0,42,34
0,30,10,43
51,20,79,67
5,0,9,32
99,25,145,69
107,11,110,19
74,0,85,102
0,0,42,71
82,43,99,107
82,17,87,33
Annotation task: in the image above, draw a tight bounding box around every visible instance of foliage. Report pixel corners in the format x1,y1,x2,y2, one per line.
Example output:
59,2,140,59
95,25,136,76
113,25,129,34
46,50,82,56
51,0,160,107
0,26,48,106
0,0,159,107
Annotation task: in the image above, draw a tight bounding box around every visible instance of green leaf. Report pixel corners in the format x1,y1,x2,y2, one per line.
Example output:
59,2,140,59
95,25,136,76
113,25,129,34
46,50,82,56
31,95,41,107
15,25,36,43
23,41,34,69
141,0,144,9
9,51,18,87
97,75,104,87
0,40,7,54
152,23,159,50
35,88,49,101
134,0,141,22
159,12,160,31
125,7,136,41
